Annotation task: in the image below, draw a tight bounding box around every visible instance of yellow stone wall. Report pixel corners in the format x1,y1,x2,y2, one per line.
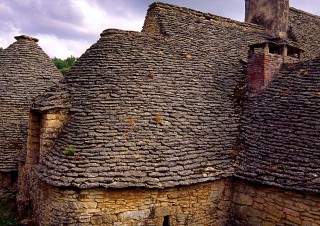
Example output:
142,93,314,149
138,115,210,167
38,179,232,226
230,180,320,225
18,110,70,224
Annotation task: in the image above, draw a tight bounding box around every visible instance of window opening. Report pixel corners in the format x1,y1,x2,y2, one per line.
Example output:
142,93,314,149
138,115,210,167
163,215,170,226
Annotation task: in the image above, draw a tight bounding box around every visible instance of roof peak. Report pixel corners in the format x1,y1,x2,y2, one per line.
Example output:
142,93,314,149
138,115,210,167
14,35,39,43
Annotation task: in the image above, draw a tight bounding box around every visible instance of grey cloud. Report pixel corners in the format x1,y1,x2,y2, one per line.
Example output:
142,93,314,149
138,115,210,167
0,0,318,55
91,0,151,16
0,0,90,40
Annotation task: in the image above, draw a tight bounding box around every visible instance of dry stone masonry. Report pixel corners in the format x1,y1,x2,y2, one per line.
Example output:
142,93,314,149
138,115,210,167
230,180,320,225
37,179,232,225
0,0,320,225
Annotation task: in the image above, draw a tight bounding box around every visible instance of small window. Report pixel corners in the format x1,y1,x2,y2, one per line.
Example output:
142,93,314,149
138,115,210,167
269,46,281,55
163,215,170,226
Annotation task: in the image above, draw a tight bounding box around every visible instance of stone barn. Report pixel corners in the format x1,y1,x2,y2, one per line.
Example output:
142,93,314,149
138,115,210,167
0,36,62,203
15,0,320,225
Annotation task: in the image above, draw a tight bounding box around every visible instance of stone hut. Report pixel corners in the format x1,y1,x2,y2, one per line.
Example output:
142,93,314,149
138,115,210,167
0,36,63,202
17,1,320,225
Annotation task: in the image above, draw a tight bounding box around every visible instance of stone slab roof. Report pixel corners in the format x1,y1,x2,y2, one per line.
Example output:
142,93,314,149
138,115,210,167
31,79,71,112
38,3,267,189
33,2,320,192
237,57,320,193
0,35,63,172
289,8,320,59
235,7,320,193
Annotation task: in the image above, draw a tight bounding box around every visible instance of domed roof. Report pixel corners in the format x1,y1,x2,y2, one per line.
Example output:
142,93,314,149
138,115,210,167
38,2,267,189
0,35,63,172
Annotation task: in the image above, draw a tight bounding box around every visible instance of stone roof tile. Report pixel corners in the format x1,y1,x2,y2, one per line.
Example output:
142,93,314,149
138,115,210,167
29,2,320,192
237,57,320,193
38,3,266,189
0,35,63,172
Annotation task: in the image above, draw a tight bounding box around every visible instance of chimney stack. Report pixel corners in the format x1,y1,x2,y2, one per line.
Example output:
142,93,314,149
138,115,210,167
245,0,289,39
247,41,303,94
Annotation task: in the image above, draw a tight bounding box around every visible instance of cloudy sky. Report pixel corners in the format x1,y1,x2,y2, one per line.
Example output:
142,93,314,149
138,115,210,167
1,0,319,58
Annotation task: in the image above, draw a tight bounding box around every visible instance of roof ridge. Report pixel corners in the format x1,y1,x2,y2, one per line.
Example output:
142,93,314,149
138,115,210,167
148,1,265,31
100,29,141,37
289,7,320,19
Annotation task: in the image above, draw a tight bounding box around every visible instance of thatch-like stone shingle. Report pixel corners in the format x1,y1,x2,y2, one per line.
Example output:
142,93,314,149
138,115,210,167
0,35,63,172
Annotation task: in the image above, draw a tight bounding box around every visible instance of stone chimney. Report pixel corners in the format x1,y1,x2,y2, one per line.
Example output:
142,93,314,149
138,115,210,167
245,0,289,39
247,41,303,94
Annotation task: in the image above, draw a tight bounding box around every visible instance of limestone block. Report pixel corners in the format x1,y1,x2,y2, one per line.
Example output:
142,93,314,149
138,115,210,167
294,202,311,211
90,215,103,225
252,202,264,211
248,208,267,220
43,119,63,129
302,221,318,226
284,208,300,218
78,201,98,209
264,204,285,219
121,209,151,220
286,214,302,225
234,193,254,206
43,114,57,120
102,214,117,224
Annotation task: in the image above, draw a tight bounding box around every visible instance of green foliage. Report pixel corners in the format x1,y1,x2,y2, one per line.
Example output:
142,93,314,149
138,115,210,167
52,55,77,76
64,145,76,156
0,47,3,52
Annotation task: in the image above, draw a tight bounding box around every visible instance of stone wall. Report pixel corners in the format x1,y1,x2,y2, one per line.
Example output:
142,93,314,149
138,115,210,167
230,180,320,225
17,110,70,224
37,179,232,225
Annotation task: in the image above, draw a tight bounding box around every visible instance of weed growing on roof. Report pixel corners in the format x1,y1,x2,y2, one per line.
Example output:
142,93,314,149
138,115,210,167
64,145,75,156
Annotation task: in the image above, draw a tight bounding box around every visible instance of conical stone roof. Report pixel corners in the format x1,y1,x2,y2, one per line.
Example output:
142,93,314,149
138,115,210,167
0,35,63,172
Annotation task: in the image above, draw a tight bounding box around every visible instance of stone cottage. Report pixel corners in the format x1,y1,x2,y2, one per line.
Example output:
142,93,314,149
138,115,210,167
16,0,320,225
0,36,62,202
